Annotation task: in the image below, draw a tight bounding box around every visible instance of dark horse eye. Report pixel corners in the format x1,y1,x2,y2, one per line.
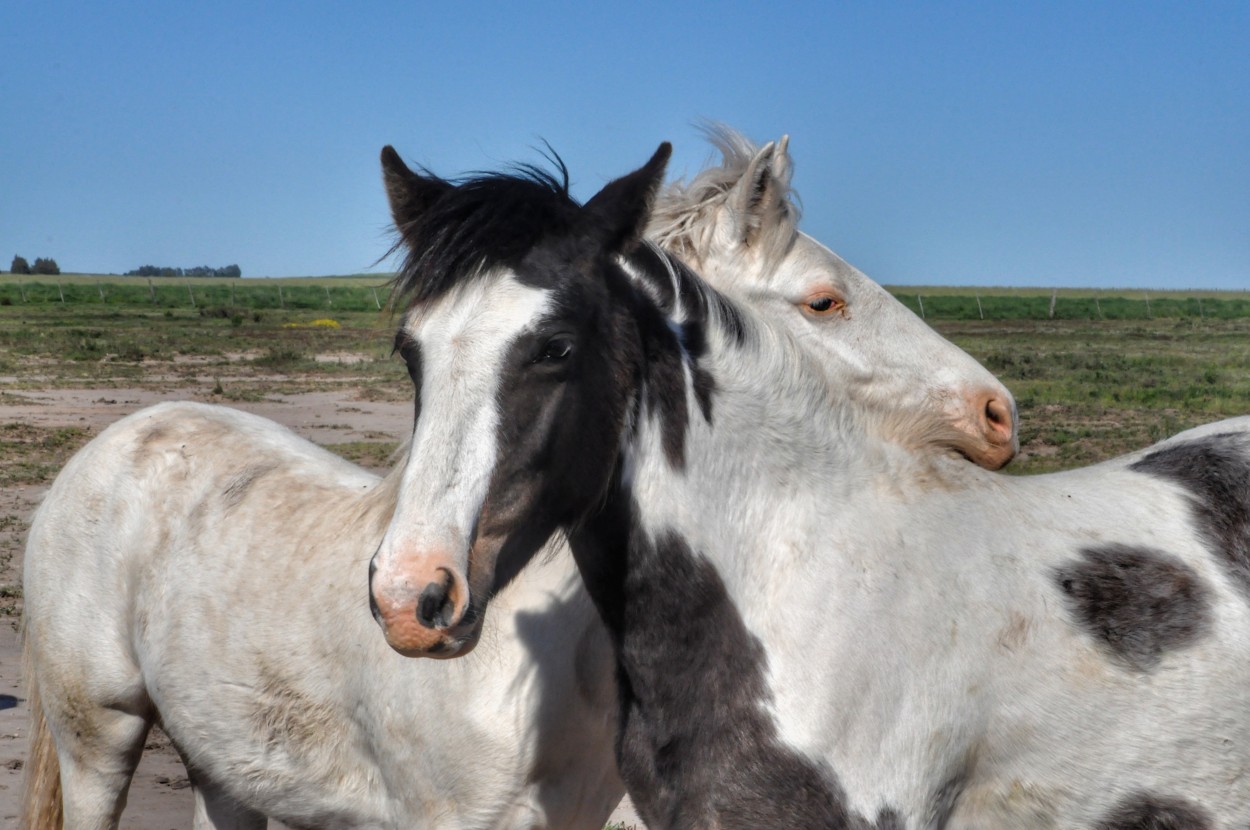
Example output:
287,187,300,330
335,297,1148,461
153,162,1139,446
799,293,847,317
539,337,574,362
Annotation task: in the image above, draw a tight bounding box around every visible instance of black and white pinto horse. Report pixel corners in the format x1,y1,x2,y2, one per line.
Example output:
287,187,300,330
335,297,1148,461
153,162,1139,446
20,132,1016,830
370,143,1250,829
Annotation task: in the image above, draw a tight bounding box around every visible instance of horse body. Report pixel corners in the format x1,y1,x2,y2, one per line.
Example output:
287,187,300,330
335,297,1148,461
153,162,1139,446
615,312,1250,826
24,402,620,829
372,144,1250,828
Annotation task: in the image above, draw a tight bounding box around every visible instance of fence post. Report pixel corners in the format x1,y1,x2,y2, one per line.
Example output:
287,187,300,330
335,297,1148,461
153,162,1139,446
1048,289,1057,319
148,278,156,304
278,285,285,308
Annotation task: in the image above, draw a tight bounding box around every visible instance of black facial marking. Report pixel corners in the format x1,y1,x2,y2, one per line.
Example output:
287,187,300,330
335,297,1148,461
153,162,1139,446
393,331,423,425
475,286,645,597
1130,432,1250,600
1054,544,1211,672
1096,792,1212,830
571,505,903,830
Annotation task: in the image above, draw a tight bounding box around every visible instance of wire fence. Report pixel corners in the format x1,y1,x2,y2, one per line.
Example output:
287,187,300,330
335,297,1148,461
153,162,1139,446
2,279,1249,321
892,290,1250,321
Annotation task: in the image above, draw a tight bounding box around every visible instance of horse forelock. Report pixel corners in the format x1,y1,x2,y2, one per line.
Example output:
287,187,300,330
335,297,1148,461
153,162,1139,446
387,161,578,313
647,123,801,278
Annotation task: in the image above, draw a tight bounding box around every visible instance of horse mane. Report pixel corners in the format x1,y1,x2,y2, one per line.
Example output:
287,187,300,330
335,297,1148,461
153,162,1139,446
647,123,801,273
627,241,748,350
387,158,578,311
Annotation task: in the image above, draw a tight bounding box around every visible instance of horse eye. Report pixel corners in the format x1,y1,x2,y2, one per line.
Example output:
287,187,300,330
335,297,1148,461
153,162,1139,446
539,337,573,362
801,294,847,317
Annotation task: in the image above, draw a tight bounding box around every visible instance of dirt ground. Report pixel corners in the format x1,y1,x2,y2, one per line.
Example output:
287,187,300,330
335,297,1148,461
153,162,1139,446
0,387,641,829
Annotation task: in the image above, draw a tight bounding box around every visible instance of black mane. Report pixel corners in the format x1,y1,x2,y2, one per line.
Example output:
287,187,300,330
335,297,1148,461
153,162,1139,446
388,159,578,311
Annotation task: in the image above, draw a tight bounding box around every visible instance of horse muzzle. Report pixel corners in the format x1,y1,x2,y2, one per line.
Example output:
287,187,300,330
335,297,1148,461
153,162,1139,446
368,552,478,658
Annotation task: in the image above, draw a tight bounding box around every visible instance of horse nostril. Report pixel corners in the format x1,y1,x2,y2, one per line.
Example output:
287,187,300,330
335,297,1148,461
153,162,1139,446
984,397,1014,441
416,569,457,629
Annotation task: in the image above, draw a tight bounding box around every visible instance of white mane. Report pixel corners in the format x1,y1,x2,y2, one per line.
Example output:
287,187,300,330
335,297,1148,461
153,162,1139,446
647,124,801,274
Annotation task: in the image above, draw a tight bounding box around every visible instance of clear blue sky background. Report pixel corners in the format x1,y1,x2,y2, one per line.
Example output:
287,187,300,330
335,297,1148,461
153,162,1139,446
3,1,1247,288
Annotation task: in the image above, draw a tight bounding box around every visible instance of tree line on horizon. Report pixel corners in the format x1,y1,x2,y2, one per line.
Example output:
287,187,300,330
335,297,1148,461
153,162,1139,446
5,256,242,278
125,264,243,278
8,255,60,275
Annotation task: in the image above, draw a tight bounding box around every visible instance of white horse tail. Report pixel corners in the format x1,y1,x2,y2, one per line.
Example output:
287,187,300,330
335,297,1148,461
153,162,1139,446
21,624,63,830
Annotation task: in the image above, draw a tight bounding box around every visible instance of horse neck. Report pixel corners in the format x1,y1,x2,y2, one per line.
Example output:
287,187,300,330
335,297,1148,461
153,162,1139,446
571,288,915,644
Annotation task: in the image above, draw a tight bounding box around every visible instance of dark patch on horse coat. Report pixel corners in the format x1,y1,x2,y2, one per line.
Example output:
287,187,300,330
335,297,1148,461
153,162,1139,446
572,504,903,829
1095,792,1212,829
1130,432,1250,599
222,464,277,510
623,243,747,460
1054,544,1211,671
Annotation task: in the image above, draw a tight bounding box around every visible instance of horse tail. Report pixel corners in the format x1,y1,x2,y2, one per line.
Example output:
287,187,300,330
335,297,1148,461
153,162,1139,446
21,623,63,830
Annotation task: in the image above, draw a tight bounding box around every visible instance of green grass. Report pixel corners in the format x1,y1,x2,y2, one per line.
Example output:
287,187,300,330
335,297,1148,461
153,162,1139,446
1,282,1247,476
931,316,1250,473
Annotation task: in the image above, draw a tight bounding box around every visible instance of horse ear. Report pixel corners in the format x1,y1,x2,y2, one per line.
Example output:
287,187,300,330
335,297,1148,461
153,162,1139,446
380,146,450,242
727,135,793,249
584,142,672,253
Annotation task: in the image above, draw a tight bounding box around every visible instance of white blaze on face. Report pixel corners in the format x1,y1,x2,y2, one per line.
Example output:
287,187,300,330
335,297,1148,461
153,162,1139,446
371,272,554,649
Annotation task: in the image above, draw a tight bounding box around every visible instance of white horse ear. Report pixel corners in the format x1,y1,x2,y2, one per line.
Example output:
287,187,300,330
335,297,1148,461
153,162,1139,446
728,138,792,250
380,146,451,244
772,135,793,190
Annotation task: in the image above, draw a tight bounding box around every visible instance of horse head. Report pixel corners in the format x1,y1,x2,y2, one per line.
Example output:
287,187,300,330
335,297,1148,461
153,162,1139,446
367,144,671,657
649,126,1018,469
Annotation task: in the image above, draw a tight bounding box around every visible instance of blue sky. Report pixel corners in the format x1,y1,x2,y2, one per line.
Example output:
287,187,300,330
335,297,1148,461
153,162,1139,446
3,1,1247,288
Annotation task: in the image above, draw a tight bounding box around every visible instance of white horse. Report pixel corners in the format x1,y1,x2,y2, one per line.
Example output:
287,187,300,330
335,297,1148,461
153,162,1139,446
21,133,1015,829
372,142,1250,829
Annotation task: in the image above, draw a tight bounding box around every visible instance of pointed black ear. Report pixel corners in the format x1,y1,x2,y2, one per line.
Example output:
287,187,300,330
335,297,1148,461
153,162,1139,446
584,142,672,254
380,146,451,242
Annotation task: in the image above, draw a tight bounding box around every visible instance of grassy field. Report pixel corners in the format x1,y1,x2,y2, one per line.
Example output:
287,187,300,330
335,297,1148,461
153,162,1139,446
4,275,1250,320
0,279,1246,475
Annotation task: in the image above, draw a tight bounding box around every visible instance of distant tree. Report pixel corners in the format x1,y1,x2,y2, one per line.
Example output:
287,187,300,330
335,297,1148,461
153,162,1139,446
125,263,242,277
32,257,60,275
10,256,30,275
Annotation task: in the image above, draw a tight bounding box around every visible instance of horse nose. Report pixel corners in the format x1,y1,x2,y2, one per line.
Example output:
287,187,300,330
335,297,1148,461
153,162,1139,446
369,552,470,657
967,388,1018,469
